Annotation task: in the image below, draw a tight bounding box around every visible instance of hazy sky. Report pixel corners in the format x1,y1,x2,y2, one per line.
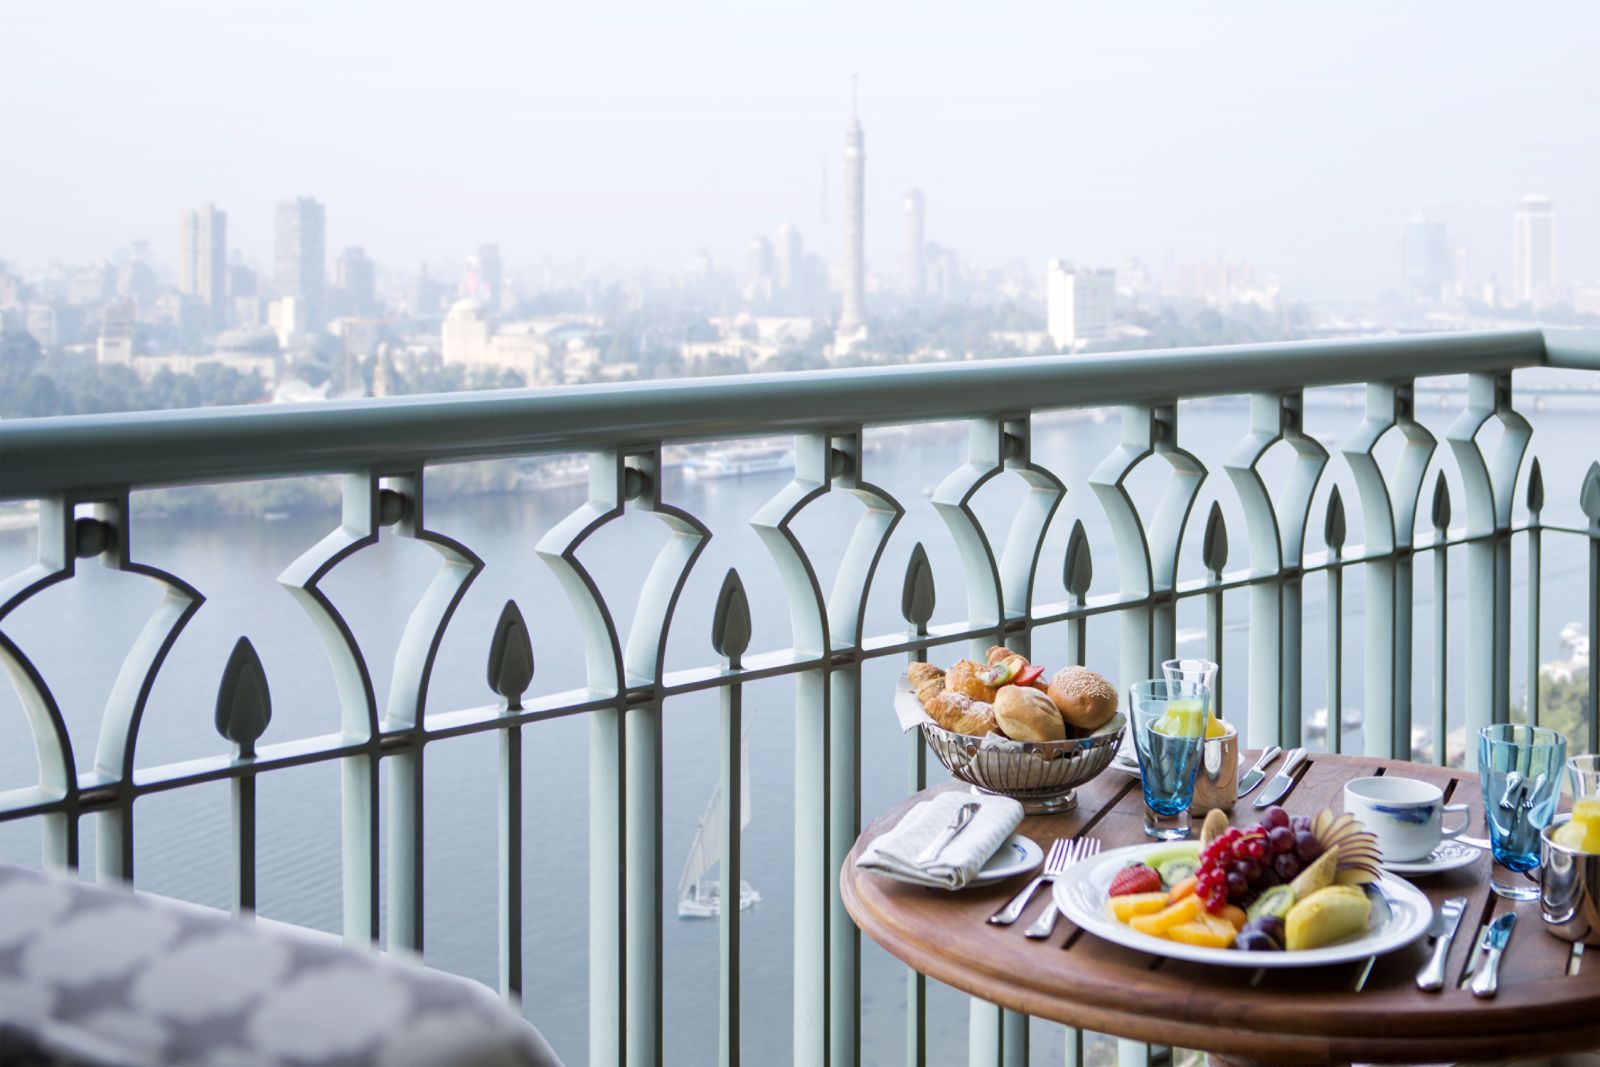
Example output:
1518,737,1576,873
4,2,1597,301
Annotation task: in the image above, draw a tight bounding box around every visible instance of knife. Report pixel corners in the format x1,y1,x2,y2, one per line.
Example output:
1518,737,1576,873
1236,745,1283,798
1470,913,1517,999
1252,747,1307,808
1415,896,1467,991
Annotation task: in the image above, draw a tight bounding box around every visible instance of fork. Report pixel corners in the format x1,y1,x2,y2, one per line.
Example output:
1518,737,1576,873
988,837,1073,925
1024,836,1102,939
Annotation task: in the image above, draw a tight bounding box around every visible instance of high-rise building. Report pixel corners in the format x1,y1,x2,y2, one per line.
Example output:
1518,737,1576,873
275,196,326,328
178,203,228,329
902,190,925,299
745,236,774,302
1046,260,1115,351
477,244,503,311
775,224,803,292
334,246,377,317
1513,194,1556,305
1401,211,1454,302
840,91,865,331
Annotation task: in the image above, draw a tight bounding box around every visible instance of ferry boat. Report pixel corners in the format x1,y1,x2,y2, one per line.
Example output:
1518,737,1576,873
681,444,793,481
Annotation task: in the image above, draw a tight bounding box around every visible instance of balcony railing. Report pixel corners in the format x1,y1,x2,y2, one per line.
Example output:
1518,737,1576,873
2,328,1598,1067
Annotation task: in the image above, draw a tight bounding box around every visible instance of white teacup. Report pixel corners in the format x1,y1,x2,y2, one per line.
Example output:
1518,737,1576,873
1344,776,1471,863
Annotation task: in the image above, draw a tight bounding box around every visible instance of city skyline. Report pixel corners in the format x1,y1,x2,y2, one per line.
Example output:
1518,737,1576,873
4,4,1598,301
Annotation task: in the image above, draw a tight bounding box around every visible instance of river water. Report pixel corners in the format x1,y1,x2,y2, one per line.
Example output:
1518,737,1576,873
1,378,1595,1065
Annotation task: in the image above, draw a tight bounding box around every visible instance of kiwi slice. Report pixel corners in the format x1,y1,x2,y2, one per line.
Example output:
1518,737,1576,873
1245,884,1297,923
1156,857,1198,888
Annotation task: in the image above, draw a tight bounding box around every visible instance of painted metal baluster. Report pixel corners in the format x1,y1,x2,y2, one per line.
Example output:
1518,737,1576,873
1524,461,1543,726
932,415,1063,1067
619,449,711,1067
487,599,536,1002
754,431,902,1067
712,570,753,1067
1430,476,1451,764
1224,392,1327,749
1201,502,1227,714
88,494,205,885
280,473,386,943
753,436,831,1067
899,545,935,1067
537,452,630,1067
215,637,271,915
0,497,81,870
383,473,485,956
1583,463,1600,753
1342,383,1435,759
1089,403,1204,691
1445,373,1531,766
1324,489,1347,753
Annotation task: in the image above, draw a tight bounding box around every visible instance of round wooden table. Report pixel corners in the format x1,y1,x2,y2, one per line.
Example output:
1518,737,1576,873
842,752,1599,1066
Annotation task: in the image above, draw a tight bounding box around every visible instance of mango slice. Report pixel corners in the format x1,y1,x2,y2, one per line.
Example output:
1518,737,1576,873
1128,893,1202,936
1109,892,1171,922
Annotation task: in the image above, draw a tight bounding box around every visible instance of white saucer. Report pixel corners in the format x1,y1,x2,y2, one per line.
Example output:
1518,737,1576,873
1379,840,1480,875
971,834,1043,885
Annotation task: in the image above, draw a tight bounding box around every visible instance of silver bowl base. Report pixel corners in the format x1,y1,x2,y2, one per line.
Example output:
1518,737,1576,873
971,784,1077,815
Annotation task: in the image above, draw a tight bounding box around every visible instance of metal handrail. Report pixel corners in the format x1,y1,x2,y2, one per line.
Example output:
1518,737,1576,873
0,328,1566,500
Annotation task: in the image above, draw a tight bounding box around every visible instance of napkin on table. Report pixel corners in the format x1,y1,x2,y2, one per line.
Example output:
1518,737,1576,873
855,791,1024,889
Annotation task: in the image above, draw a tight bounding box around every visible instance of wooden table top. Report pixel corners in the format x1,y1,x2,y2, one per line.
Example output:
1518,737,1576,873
842,752,1598,1066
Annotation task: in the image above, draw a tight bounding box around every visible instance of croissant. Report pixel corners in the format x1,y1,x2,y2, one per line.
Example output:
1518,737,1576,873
947,659,999,703
907,662,946,706
925,692,998,737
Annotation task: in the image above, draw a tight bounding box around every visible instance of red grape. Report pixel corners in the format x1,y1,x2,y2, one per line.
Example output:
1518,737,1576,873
1293,831,1322,862
1267,826,1295,854
1273,852,1302,880
1260,806,1289,831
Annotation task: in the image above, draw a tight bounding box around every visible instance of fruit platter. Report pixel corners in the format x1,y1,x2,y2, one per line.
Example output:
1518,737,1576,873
1053,806,1433,968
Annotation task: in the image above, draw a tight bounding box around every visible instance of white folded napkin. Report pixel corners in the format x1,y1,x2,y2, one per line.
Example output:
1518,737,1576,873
856,791,1024,889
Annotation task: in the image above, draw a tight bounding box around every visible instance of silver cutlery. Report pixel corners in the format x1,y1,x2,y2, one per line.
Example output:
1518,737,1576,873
989,837,1071,925
1470,912,1517,998
1025,836,1101,939
1415,895,1467,991
916,801,980,866
1236,745,1283,798
1252,747,1307,808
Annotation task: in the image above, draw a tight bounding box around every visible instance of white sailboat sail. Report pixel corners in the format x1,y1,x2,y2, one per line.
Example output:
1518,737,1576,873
677,718,759,918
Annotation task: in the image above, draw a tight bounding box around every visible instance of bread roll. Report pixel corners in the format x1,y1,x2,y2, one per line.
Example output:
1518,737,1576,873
925,691,998,737
946,659,999,703
906,662,946,706
1047,666,1119,731
992,684,1066,742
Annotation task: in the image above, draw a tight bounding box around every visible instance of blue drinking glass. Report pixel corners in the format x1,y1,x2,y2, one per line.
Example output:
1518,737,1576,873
1129,679,1209,840
1478,723,1568,900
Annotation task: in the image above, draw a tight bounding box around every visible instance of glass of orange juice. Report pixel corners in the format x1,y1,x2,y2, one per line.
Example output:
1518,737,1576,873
1558,755,1600,854
1161,659,1224,738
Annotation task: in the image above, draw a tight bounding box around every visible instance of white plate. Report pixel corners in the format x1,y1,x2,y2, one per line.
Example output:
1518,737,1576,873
1380,840,1480,875
1111,744,1244,777
1052,841,1433,968
972,834,1043,885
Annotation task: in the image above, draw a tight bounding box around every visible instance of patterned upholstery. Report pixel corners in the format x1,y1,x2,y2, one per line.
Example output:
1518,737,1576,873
0,864,563,1067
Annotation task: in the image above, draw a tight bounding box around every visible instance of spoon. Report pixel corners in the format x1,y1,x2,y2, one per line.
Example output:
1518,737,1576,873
917,801,981,865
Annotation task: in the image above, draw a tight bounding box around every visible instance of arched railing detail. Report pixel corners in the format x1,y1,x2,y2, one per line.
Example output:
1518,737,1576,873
1446,372,1531,766
1342,382,1436,759
1224,391,1328,748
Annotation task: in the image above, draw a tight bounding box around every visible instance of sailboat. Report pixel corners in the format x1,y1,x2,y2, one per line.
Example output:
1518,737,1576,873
677,722,761,919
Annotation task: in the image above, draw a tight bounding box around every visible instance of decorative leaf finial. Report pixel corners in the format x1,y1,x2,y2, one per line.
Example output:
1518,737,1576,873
712,568,752,666
900,543,935,632
1431,472,1452,532
1324,486,1347,553
1201,501,1228,575
487,599,535,710
215,637,271,758
1526,458,1544,515
1063,520,1093,600
1582,462,1600,523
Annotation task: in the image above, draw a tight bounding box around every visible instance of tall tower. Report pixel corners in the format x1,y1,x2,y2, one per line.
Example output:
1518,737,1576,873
275,196,326,329
1513,195,1556,305
178,203,228,328
840,81,865,331
902,189,925,299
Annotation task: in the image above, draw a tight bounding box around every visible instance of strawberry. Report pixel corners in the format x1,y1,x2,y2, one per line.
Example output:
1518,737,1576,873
1107,862,1162,897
